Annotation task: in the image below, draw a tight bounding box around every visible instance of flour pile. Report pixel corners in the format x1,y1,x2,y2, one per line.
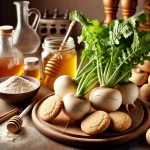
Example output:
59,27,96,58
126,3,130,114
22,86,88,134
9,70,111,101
0,76,38,94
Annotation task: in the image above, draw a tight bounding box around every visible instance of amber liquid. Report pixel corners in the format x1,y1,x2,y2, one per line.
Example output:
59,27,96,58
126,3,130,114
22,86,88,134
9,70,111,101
0,57,24,78
42,51,77,90
24,69,40,80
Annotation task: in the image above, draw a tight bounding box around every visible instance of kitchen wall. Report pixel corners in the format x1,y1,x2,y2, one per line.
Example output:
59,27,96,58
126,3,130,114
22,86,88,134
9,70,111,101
0,0,145,48
30,0,144,43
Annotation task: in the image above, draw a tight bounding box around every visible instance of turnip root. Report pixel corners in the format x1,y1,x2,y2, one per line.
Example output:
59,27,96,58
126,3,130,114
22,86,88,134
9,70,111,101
89,87,122,112
129,68,148,86
85,84,99,100
139,83,150,101
146,128,150,145
115,82,139,111
137,60,150,73
63,93,91,120
148,75,150,84
54,75,77,98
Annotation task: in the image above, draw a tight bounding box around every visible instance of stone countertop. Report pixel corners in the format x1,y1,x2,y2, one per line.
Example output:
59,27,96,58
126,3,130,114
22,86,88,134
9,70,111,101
0,85,150,150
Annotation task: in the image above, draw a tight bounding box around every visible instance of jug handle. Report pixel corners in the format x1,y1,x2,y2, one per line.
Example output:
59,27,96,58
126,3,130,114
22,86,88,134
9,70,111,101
28,8,41,31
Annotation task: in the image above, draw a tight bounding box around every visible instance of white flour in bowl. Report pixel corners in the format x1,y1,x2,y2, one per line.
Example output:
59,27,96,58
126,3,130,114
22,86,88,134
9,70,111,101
0,76,38,94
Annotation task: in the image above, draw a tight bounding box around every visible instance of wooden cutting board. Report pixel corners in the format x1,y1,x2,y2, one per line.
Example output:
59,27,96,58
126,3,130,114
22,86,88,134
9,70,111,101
32,94,150,148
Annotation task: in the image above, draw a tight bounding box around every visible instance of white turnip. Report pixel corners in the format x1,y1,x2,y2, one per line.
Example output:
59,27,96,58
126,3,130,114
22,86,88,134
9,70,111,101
129,68,148,86
148,75,150,84
137,60,150,73
54,75,77,98
115,82,139,111
139,83,150,101
63,93,91,120
146,128,150,145
89,87,122,112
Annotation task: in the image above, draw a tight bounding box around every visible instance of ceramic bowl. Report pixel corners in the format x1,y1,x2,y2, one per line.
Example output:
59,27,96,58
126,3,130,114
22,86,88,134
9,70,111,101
0,76,40,104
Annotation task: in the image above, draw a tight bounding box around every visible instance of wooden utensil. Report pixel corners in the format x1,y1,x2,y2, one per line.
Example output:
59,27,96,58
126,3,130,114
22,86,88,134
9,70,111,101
0,108,19,124
102,0,119,24
7,97,38,133
44,21,76,86
120,0,138,19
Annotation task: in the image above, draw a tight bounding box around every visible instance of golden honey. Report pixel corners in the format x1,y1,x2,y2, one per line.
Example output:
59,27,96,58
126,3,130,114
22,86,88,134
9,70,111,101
41,36,77,90
24,69,40,80
0,57,24,78
43,51,77,90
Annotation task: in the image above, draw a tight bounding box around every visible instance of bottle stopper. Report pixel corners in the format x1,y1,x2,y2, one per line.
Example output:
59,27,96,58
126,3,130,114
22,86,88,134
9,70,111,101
0,25,13,34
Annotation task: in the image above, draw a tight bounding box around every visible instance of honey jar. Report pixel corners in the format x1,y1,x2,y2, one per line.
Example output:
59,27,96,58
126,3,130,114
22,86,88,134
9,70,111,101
24,57,40,80
41,36,77,90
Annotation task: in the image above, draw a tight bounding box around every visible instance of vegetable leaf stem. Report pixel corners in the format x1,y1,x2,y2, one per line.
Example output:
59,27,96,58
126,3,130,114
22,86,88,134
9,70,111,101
69,10,150,97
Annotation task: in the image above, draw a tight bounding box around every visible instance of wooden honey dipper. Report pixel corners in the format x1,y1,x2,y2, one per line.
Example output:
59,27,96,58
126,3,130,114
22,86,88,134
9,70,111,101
6,97,38,133
44,21,76,86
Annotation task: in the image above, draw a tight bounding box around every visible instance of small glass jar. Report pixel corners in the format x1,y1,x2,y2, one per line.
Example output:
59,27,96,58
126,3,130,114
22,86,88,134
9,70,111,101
24,57,40,80
0,25,24,78
41,36,77,90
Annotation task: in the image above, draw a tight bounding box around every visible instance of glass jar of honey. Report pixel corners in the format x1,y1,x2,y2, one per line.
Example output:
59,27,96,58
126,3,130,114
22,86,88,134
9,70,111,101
0,25,24,78
24,57,40,80
41,36,77,90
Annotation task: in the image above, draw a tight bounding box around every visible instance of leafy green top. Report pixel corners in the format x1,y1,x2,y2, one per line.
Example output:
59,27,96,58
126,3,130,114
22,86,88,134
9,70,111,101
70,10,150,97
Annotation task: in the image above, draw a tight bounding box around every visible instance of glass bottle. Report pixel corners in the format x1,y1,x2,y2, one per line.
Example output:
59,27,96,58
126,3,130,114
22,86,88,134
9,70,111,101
41,36,77,90
0,25,24,78
24,57,40,80
13,1,41,54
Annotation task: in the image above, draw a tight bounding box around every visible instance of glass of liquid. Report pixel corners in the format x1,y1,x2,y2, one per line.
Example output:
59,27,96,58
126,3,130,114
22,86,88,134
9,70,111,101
41,36,77,90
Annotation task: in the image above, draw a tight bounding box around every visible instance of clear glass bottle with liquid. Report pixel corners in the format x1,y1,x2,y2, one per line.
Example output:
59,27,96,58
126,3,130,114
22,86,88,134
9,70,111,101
0,25,24,78
24,57,40,80
41,36,77,90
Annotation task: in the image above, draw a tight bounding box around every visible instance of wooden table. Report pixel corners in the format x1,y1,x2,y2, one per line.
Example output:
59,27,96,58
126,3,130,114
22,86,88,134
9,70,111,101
0,48,150,149
0,85,150,150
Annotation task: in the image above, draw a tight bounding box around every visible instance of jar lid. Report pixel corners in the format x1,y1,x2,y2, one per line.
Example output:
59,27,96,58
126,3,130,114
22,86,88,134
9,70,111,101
24,57,39,65
43,36,74,47
0,25,13,34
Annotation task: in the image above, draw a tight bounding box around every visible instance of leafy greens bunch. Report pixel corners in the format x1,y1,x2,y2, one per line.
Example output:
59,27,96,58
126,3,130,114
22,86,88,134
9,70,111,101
70,10,150,97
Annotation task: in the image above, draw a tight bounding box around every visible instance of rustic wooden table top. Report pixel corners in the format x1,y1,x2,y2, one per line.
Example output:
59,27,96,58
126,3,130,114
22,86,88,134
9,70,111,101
0,84,150,150
0,48,150,150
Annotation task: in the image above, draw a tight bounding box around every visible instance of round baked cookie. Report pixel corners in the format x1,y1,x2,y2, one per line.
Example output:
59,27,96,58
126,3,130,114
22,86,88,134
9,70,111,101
39,94,63,121
108,111,132,132
81,111,110,135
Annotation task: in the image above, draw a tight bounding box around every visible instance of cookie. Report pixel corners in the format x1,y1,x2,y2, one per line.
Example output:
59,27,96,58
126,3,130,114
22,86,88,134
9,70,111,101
81,111,110,135
39,94,63,121
108,111,132,132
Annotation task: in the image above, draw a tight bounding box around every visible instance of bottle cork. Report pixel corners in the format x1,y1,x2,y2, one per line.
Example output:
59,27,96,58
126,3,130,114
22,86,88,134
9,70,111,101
0,25,13,33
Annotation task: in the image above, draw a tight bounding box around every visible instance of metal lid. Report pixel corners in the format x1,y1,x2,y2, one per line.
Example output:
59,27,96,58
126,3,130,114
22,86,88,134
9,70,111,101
24,57,39,65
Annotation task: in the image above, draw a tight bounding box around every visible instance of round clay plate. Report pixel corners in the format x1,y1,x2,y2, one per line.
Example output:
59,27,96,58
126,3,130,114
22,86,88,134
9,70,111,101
32,94,150,148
